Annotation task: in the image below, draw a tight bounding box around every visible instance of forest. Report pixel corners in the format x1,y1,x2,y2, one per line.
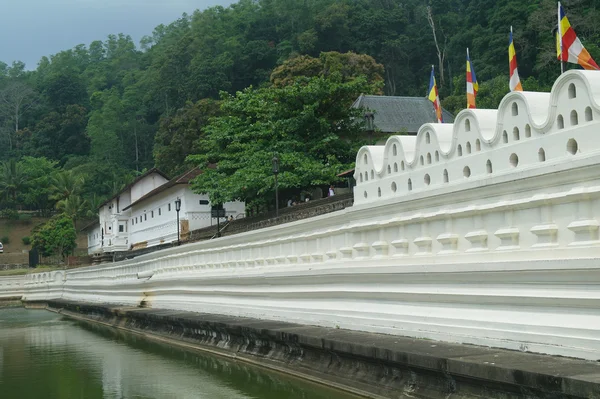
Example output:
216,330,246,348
0,0,598,217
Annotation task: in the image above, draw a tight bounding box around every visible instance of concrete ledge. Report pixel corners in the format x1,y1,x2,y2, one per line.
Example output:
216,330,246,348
24,299,600,399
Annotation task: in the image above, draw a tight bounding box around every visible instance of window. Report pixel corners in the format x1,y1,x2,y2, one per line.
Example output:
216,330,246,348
568,83,576,99
119,225,124,233
151,211,154,218
458,145,463,156
420,155,424,165
475,139,481,151
513,127,520,141
443,169,449,183
426,153,431,164
364,154,368,164
502,131,508,143
426,132,431,144
144,214,147,221
486,160,492,174
387,165,391,174
168,203,171,211
525,124,531,138
393,144,397,156
570,110,578,126
463,166,471,178
465,119,471,132
394,163,398,172
557,115,564,129
159,208,161,216
408,178,412,191
511,102,518,116
585,106,593,122
538,148,546,162
466,142,471,154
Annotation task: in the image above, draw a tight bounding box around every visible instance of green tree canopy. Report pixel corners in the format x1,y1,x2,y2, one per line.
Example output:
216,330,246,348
31,214,77,258
188,74,377,206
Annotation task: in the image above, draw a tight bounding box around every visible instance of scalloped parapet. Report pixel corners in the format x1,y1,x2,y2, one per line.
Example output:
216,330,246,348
353,70,600,206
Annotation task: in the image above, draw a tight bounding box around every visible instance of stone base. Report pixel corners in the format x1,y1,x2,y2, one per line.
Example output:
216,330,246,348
27,299,600,399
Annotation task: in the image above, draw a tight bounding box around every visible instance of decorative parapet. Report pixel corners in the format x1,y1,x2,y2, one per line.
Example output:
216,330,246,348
353,70,600,206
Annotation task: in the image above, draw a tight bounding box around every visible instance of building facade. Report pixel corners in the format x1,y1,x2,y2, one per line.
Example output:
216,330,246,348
85,168,245,254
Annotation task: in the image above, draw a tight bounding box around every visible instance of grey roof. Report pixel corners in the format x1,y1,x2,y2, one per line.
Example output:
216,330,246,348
352,95,455,134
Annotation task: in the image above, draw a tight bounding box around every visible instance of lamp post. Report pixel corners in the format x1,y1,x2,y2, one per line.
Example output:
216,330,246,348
272,155,279,217
364,112,375,145
174,197,181,245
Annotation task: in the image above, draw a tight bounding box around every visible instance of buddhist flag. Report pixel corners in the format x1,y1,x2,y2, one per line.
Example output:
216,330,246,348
557,2,599,70
466,48,478,108
509,27,523,91
428,66,443,123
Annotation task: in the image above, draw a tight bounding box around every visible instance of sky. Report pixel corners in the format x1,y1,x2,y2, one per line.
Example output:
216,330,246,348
0,0,235,69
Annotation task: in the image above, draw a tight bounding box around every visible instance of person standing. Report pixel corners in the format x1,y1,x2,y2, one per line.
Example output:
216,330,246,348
328,185,335,197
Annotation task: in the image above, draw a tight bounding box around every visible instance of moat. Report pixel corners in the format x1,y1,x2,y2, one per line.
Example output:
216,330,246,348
0,308,356,399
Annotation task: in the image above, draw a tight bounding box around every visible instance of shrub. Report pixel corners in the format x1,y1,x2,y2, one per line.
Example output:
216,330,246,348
22,236,31,245
0,209,19,220
31,214,77,258
1,236,9,244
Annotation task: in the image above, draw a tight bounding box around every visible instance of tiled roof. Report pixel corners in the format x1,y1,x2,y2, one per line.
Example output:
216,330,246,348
352,95,455,134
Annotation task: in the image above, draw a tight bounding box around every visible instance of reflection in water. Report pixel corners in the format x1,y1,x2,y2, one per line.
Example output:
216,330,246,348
0,308,355,399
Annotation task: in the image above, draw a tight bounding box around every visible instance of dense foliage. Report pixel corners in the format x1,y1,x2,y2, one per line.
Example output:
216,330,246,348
31,214,77,257
0,0,596,209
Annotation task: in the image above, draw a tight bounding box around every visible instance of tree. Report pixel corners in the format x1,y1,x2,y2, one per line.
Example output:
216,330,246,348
31,214,77,258
49,170,85,202
153,98,221,176
0,159,27,208
56,195,87,227
19,156,58,215
0,82,38,151
188,75,374,207
270,51,384,92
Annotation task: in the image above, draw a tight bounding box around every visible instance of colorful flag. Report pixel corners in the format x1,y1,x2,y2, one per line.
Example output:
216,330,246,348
557,2,599,70
466,48,479,108
509,27,523,91
428,66,443,123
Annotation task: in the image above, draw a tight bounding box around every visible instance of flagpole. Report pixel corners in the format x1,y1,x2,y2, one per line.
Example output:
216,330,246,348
558,2,564,74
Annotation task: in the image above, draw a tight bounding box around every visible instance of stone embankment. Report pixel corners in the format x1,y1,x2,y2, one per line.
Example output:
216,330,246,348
23,299,600,399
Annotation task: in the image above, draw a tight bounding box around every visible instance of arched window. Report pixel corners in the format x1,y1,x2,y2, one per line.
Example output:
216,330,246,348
475,139,481,151
512,102,518,116
364,172,368,181
393,144,397,156
387,165,391,174
458,145,463,156
525,124,531,138
408,179,412,191
568,83,576,99
435,151,440,162
538,148,546,162
420,155,424,165
443,169,449,183
424,174,431,185
465,119,471,132
426,132,431,144
557,115,564,129
486,160,492,174
401,161,405,171
466,142,471,154
371,170,374,179
502,131,508,143
585,106,593,122
359,173,363,182
394,162,398,172
513,127,520,141
378,187,382,197
463,166,471,178
570,110,578,126
364,154,368,164
426,153,432,164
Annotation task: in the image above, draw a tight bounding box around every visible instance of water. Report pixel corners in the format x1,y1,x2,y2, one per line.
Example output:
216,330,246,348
0,308,357,399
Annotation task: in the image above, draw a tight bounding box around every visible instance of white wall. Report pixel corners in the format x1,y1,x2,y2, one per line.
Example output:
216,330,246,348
129,185,246,247
17,70,600,361
86,224,102,255
130,173,169,203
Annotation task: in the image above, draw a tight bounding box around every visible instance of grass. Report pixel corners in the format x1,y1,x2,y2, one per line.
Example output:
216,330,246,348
0,266,66,276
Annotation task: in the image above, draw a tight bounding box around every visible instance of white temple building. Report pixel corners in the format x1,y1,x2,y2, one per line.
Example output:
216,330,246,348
84,168,245,255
